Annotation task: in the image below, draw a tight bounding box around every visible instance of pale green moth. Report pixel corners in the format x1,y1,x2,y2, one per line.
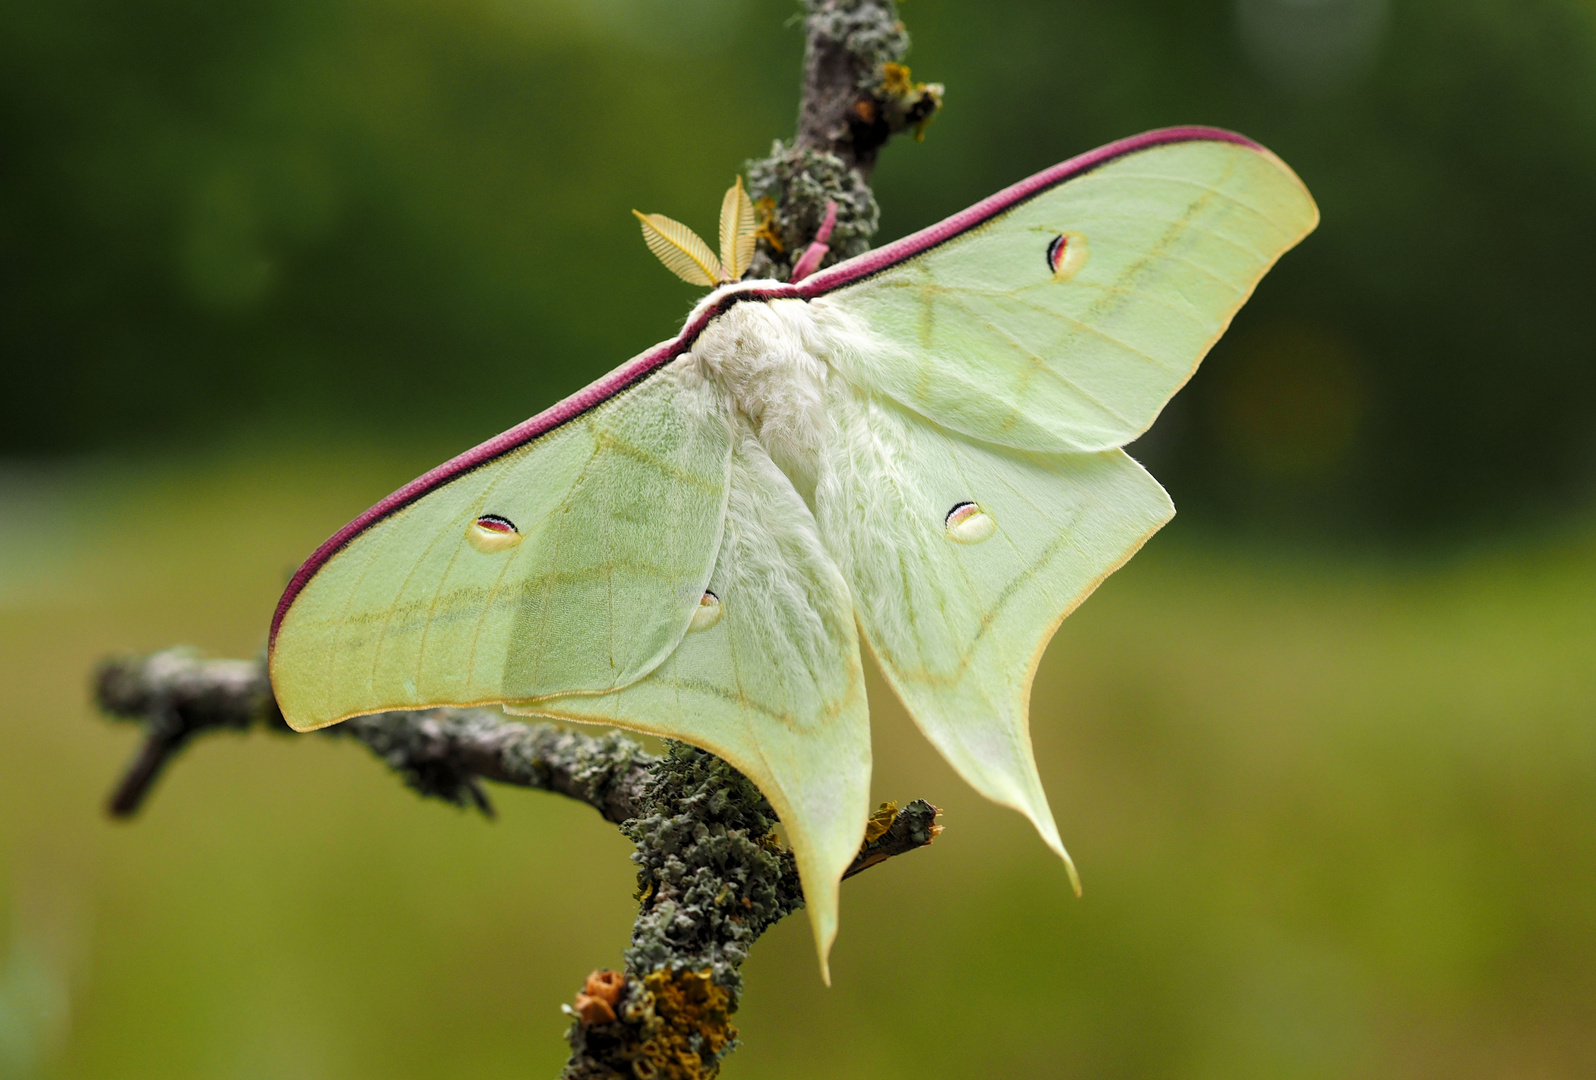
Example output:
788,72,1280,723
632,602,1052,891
269,128,1319,981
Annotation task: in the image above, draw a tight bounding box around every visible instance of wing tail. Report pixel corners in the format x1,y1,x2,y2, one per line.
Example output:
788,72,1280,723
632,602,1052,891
818,383,1171,886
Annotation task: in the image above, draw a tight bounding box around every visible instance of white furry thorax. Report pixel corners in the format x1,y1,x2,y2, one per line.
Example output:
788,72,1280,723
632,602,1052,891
687,295,835,503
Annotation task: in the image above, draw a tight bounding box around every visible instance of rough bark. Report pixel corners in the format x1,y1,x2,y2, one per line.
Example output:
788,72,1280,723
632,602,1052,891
96,648,654,825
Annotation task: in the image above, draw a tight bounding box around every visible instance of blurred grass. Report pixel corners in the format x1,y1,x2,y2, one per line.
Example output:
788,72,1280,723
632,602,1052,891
3,452,1593,1078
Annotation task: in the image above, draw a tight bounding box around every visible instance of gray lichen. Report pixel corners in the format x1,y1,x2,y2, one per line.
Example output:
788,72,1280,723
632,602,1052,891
622,743,804,992
745,144,878,279
743,0,941,280
560,744,802,1079
793,0,913,166
804,0,911,78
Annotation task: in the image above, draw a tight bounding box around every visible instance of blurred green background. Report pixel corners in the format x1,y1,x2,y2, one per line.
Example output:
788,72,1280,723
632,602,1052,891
4,0,1596,1076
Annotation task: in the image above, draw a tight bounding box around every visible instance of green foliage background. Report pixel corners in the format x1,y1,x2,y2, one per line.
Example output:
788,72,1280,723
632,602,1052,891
4,1,1596,1077
6,0,1596,534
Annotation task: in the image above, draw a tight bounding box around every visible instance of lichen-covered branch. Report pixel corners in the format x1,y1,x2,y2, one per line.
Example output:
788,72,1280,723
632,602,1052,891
845,798,943,879
97,4,946,1077
95,648,654,824
95,650,940,1079
745,0,942,280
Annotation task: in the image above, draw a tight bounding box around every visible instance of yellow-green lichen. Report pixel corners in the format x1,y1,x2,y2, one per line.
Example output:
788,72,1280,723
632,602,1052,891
631,969,737,1080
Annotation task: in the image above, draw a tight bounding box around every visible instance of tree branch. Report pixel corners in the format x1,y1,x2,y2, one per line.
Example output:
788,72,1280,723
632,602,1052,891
795,0,940,175
95,648,654,825
96,3,943,1076
745,0,942,281
95,650,941,1078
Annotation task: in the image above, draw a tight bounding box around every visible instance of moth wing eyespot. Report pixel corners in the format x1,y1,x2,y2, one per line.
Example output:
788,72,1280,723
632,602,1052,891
475,514,517,533
945,501,978,527
944,501,995,544
468,514,522,552
688,590,723,632
1047,231,1089,281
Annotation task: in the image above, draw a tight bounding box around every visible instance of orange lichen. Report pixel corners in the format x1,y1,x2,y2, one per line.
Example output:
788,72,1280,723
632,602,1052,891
573,993,616,1026
632,969,736,1080
752,197,783,254
586,969,626,1005
572,968,626,1026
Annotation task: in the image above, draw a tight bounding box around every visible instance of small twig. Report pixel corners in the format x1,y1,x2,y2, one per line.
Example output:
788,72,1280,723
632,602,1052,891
94,648,656,824
106,721,185,818
843,799,942,880
97,650,268,817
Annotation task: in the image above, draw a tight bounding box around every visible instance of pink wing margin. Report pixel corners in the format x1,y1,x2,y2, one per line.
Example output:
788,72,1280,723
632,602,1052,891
268,125,1260,648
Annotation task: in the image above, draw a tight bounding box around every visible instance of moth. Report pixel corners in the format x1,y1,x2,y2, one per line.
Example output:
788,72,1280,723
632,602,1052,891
269,128,1318,978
